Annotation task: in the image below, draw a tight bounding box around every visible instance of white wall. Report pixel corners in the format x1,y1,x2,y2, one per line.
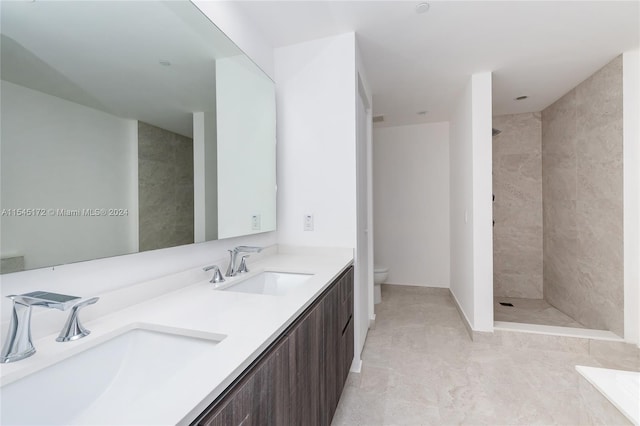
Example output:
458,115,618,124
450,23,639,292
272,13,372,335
193,110,218,242
191,1,274,80
450,80,475,325
1,2,277,311
373,122,450,287
471,73,494,332
0,81,138,270
275,33,357,249
216,55,276,239
623,49,640,346
275,32,371,370
355,66,373,371
449,73,493,332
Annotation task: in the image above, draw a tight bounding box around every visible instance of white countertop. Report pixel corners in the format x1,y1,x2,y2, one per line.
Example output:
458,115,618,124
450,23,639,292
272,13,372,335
0,248,353,425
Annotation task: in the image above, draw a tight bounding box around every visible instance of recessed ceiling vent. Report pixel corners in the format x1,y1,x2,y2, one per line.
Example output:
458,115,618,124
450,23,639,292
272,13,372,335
415,2,430,14
372,115,385,123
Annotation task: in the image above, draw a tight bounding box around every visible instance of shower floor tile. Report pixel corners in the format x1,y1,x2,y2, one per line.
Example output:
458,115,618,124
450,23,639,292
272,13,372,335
494,297,587,328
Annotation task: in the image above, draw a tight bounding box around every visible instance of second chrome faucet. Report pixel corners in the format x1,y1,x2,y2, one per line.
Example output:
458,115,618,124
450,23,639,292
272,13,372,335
226,246,262,277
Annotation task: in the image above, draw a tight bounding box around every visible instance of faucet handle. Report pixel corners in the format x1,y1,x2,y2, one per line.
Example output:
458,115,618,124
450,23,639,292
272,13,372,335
203,265,225,284
237,255,250,274
234,246,263,254
226,250,236,277
10,291,81,311
56,297,99,342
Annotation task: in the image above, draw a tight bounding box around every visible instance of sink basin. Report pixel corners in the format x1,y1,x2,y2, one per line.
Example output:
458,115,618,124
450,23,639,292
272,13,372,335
223,272,312,296
0,325,225,425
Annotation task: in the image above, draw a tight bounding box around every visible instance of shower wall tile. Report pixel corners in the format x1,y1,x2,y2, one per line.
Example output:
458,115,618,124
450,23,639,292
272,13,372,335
138,122,194,252
577,120,623,165
542,163,576,202
543,234,578,309
543,199,576,238
492,113,543,299
542,55,623,336
576,200,623,266
541,90,577,157
0,256,24,274
576,55,623,133
577,159,623,203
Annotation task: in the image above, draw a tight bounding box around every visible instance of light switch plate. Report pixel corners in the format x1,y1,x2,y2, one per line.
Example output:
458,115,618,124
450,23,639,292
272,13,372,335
251,214,261,230
303,213,314,231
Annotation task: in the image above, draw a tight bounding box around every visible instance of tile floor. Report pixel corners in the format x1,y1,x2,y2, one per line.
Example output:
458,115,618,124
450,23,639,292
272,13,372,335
331,285,628,425
493,297,587,329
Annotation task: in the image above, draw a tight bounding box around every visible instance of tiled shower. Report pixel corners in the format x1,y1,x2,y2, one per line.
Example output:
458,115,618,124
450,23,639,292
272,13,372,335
492,55,624,335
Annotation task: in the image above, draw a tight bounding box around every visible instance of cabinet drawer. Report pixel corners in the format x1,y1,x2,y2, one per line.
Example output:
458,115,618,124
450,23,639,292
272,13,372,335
339,295,352,332
338,269,353,331
338,315,354,394
339,269,353,303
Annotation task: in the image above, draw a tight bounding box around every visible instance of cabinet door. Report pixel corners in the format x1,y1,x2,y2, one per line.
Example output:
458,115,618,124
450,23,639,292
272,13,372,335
323,267,354,426
322,280,340,425
199,400,233,426
337,269,354,391
341,314,354,387
338,269,354,338
199,338,289,426
288,303,323,426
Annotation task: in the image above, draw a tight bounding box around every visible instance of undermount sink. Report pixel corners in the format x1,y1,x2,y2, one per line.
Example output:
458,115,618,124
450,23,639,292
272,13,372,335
222,271,313,296
0,325,225,425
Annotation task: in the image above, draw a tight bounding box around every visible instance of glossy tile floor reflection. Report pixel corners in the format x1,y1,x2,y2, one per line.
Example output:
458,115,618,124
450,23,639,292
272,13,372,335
494,297,586,328
331,285,620,425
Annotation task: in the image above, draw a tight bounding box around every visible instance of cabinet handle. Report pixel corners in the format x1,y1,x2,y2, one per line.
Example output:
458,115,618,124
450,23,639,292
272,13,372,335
341,315,353,336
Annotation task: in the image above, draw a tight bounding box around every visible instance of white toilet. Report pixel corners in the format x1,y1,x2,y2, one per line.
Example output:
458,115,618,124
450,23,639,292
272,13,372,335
373,266,389,304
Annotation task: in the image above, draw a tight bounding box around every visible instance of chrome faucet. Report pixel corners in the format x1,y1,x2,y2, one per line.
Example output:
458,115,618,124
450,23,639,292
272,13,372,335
1,291,97,363
226,246,262,277
237,255,251,274
56,297,99,342
203,265,225,284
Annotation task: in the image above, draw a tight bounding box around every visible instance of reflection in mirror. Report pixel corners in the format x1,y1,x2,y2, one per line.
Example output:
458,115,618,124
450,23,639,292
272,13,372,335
138,121,194,252
0,1,276,273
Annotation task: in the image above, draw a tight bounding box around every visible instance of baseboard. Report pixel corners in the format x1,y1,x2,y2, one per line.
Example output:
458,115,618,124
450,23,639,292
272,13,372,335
449,289,474,340
369,314,376,329
350,357,362,373
382,282,449,288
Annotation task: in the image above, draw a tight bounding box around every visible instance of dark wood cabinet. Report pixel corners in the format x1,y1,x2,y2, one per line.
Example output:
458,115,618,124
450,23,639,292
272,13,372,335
199,337,289,426
288,302,323,425
195,266,354,426
338,271,354,389
321,269,354,424
321,279,340,424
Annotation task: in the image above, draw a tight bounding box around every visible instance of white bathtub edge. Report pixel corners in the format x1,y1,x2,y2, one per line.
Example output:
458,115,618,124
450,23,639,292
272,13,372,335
575,365,639,425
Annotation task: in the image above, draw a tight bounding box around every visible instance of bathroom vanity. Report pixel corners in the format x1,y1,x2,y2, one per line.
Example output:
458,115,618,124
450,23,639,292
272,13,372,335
0,249,354,425
194,265,353,425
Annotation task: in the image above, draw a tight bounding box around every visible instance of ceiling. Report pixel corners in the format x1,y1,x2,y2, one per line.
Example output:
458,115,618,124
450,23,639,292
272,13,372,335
233,1,640,127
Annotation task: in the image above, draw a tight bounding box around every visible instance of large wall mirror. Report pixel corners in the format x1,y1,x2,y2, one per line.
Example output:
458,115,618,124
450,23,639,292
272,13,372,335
0,1,276,273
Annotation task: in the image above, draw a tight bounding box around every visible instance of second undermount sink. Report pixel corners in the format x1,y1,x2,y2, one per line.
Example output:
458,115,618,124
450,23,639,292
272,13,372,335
223,271,313,296
0,325,225,425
